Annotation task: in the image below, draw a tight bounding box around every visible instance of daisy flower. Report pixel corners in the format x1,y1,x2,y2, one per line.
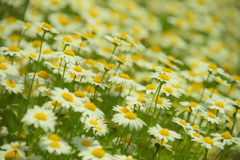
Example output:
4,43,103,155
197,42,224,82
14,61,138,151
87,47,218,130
148,124,181,142
0,126,8,137
172,117,191,130
112,55,132,67
38,133,72,155
211,132,240,145
154,66,177,79
0,150,25,160
113,155,136,160
66,64,91,78
148,96,172,110
128,36,145,52
214,76,230,87
26,154,42,160
186,130,203,142
125,96,147,109
0,141,29,152
58,49,84,65
200,111,220,124
112,111,146,131
104,35,130,46
1,75,24,94
74,90,90,103
161,83,181,98
54,35,78,47
0,45,27,58
51,87,82,109
180,101,204,113
201,62,226,76
37,86,52,97
149,72,178,84
78,147,112,160
151,139,172,152
108,73,138,89
207,97,235,114
112,135,137,153
144,83,157,94
92,125,109,137
0,63,19,78
82,117,106,132
21,105,57,132
180,70,203,83
112,105,132,114
28,70,53,85
35,21,59,34
72,135,101,151
87,75,108,90
199,137,224,149
73,102,104,119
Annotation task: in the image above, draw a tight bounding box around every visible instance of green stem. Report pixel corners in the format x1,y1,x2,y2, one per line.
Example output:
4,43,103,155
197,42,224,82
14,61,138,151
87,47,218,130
61,62,67,87
18,29,26,47
200,72,211,102
227,81,235,96
22,0,29,21
23,30,46,113
231,107,238,134
108,45,117,64
203,148,208,160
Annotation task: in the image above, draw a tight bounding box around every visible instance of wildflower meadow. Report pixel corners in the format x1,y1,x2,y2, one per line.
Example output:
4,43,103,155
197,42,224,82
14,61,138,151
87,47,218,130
0,0,240,159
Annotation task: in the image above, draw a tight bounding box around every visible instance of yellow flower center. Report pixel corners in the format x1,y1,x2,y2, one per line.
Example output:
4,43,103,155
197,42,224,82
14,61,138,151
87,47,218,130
188,70,197,77
93,76,103,84
118,73,130,80
235,100,240,105
232,75,240,81
163,87,173,93
113,39,122,44
8,45,20,52
6,17,17,23
153,97,163,104
72,34,81,39
6,80,16,88
221,132,232,139
159,129,170,136
84,102,96,111
73,66,82,72
208,64,217,71
49,142,61,148
189,101,197,107
37,70,49,79
102,48,111,53
58,15,70,25
125,158,133,160
193,132,200,138
89,120,98,125
0,64,7,70
184,107,191,112
207,112,216,118
34,112,47,121
91,148,105,158
63,49,75,57
24,22,32,28
32,40,41,47
156,139,166,145
4,151,20,160
117,56,127,63
10,34,20,42
158,74,170,81
51,100,61,107
215,78,223,84
180,120,187,126
120,107,130,113
124,112,137,119
137,97,146,103
150,45,161,52
11,145,21,150
215,102,225,108
42,49,52,54
44,90,51,95
51,62,59,67
42,22,52,30
192,125,199,130
61,93,74,102
121,137,131,144
29,53,36,58
62,36,72,42
161,67,172,73
74,90,85,98
94,126,102,130
146,84,156,90
81,140,92,147
202,137,214,144
48,134,60,141
132,38,140,44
